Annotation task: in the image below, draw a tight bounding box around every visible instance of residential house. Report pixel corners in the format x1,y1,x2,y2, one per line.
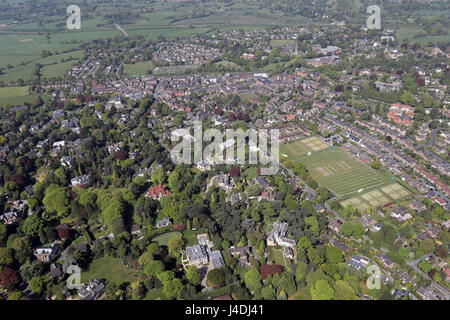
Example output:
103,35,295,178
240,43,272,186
78,279,107,300
156,217,171,229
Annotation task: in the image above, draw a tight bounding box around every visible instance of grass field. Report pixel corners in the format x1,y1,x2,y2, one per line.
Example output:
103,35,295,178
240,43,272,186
280,136,329,158
153,231,182,246
294,147,391,198
123,61,155,76
0,86,29,98
396,27,450,47
270,39,296,47
41,60,77,78
81,256,135,286
341,183,410,212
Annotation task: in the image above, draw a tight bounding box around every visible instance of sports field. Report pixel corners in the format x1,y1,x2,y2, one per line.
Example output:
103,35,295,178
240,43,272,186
123,62,155,76
281,136,329,158
295,147,391,198
341,183,410,212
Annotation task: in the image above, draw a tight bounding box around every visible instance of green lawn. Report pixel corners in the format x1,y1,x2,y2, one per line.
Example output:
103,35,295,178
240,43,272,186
0,86,29,98
296,148,391,198
41,60,77,78
123,61,155,76
81,256,136,285
270,39,296,47
152,231,182,246
183,229,208,246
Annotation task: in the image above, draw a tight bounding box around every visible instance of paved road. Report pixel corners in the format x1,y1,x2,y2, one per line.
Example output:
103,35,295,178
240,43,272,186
423,127,448,165
406,254,450,300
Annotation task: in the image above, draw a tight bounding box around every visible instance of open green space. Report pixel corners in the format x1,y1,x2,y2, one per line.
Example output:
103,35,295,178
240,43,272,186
280,136,329,159
81,256,135,286
295,148,391,198
123,61,155,76
152,231,182,246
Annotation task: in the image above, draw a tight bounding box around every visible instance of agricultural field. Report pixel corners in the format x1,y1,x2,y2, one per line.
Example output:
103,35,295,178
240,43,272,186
280,136,330,158
0,86,29,98
295,147,392,198
153,231,182,246
123,62,155,76
341,183,410,213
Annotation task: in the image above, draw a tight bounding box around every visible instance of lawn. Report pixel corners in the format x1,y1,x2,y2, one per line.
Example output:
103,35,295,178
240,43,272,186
295,147,391,198
183,229,208,246
81,256,136,286
270,39,296,47
270,247,291,271
0,86,29,98
41,61,77,79
123,61,155,76
280,136,329,158
152,231,182,246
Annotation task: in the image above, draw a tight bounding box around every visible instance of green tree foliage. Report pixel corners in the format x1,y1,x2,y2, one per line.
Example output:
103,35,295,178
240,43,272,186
43,184,69,217
186,266,201,286
162,278,184,300
207,268,225,286
326,246,344,264
0,247,13,265
29,276,44,294
167,235,184,257
143,260,165,278
310,280,335,300
333,280,358,300
244,268,262,289
22,214,44,236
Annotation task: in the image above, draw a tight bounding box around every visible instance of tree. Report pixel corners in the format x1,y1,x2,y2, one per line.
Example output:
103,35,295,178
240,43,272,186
7,292,22,300
310,280,335,300
295,261,308,286
334,280,357,300
22,214,44,236
151,167,165,185
168,235,184,257
418,260,433,273
131,281,145,300
186,266,201,286
371,160,381,170
340,221,353,237
143,260,165,278
11,236,32,264
326,246,344,264
207,268,225,286
0,247,13,265
298,236,312,251
43,184,69,217
244,268,262,289
0,267,20,289
138,251,154,268
0,224,7,245
30,276,44,294
162,278,183,300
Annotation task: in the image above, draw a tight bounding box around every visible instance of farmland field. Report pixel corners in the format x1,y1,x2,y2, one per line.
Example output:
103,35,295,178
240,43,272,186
294,147,391,198
0,86,29,98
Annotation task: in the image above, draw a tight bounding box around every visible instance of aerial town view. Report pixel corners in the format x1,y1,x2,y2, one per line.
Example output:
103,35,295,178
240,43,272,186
0,0,448,308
